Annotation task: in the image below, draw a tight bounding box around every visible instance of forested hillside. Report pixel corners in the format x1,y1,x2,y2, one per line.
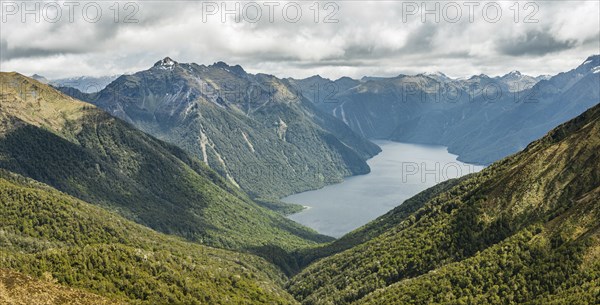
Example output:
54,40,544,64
0,169,298,304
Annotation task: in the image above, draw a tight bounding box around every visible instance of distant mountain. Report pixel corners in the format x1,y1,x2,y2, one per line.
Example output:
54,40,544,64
289,103,600,304
287,75,361,105
494,70,540,91
419,71,453,83
50,75,119,93
289,55,600,165
30,74,49,84
0,72,331,262
60,58,380,200
293,73,472,139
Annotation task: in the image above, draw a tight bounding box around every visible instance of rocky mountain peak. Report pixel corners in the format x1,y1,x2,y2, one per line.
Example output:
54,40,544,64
154,57,178,68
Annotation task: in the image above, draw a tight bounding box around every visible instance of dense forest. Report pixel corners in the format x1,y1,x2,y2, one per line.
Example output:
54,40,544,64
0,169,297,304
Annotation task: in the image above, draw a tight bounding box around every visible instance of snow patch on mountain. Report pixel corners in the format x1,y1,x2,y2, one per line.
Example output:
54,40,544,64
154,57,177,70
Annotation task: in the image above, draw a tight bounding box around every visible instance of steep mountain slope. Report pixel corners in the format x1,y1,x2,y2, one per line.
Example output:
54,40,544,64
288,103,600,304
63,58,380,200
0,72,330,257
0,169,298,304
290,55,599,165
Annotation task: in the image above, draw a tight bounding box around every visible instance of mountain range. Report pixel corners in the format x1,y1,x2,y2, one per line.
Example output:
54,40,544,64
31,74,118,94
289,55,599,164
50,75,119,93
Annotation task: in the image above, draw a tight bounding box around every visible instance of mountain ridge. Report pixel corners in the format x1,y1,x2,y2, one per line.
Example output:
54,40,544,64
288,55,599,165
58,58,380,200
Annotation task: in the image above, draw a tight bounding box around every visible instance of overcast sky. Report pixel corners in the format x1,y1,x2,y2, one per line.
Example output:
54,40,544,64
1,0,599,79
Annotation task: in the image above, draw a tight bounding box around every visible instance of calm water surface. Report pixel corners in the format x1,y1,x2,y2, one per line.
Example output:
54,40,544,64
284,141,484,237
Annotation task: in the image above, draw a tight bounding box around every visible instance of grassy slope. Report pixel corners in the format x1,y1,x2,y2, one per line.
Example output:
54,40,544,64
0,169,298,304
0,269,123,305
288,104,600,304
0,72,331,263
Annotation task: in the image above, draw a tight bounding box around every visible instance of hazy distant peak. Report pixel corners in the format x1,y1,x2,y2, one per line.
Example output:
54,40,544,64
580,54,599,71
305,74,329,81
420,71,452,82
497,70,531,80
423,71,448,77
49,75,120,93
211,61,247,76
335,76,356,82
535,74,552,81
582,54,599,64
31,74,49,84
467,74,491,80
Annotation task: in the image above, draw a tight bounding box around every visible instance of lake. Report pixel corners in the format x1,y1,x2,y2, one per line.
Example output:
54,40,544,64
284,141,485,238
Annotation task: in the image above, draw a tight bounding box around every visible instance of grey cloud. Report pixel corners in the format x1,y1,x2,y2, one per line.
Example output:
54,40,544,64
2,47,71,60
338,23,439,61
398,24,437,53
1,1,598,80
497,30,577,56
291,60,370,68
0,40,88,60
342,45,376,58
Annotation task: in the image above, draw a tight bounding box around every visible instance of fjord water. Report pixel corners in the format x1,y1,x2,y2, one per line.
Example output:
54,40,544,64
285,141,485,237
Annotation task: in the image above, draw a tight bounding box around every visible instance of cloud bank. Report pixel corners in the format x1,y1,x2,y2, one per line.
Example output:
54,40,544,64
1,0,598,79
